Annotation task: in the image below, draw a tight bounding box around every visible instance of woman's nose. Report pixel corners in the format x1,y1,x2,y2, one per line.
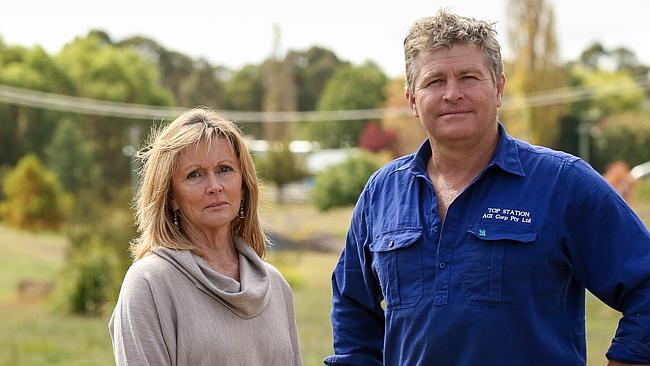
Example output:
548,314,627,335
206,173,224,194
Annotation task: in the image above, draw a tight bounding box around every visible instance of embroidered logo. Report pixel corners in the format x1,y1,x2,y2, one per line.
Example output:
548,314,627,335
478,229,486,237
480,207,532,224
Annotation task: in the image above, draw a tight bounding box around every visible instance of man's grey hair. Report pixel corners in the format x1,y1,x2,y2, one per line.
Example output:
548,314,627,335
403,9,503,93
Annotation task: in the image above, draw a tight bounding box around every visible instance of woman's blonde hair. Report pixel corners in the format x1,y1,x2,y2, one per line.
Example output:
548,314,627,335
130,108,266,260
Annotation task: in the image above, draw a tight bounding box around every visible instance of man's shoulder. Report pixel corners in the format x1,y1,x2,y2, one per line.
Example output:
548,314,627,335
368,153,418,184
512,137,580,167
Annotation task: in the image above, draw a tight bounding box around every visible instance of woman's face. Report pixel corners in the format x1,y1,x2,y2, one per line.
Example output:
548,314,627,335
171,138,243,235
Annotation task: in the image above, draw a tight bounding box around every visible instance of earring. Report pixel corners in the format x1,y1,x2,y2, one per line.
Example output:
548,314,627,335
239,200,245,219
173,209,181,230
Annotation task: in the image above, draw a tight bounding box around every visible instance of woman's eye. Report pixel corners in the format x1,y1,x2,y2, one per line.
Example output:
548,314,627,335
186,170,201,179
219,165,234,173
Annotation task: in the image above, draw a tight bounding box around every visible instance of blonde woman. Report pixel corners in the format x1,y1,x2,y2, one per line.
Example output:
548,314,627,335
109,108,302,366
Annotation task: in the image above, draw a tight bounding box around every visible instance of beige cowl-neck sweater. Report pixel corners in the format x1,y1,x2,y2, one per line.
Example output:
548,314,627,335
109,237,302,366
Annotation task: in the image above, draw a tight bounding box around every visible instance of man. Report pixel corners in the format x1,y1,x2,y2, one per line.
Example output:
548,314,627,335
324,10,650,366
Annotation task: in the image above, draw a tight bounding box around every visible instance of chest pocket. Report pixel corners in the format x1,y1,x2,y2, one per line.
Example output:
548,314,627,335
463,225,537,307
369,228,423,310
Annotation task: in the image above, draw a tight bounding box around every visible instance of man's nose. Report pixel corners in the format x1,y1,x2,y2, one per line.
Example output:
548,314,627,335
442,79,463,101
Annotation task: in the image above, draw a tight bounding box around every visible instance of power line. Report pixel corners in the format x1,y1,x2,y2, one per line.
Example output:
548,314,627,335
0,78,648,122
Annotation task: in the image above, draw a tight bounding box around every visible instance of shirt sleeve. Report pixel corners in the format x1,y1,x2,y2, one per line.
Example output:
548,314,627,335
559,159,650,363
108,263,174,366
324,189,385,366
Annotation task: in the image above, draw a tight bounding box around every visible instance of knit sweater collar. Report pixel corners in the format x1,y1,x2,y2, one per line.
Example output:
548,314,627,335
153,237,270,319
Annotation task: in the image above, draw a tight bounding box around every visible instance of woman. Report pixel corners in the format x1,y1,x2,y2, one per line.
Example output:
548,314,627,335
109,108,302,366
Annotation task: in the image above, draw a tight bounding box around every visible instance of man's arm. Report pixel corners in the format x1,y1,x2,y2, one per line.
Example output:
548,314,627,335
324,191,385,366
560,160,650,365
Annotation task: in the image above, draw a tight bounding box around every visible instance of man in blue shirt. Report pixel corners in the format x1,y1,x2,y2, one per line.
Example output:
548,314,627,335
325,10,650,366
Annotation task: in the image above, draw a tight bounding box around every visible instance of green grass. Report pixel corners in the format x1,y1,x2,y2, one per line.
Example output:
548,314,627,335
0,226,66,301
0,194,647,365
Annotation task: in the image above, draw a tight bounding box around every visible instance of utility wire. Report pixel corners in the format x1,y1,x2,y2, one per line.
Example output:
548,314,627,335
0,78,649,122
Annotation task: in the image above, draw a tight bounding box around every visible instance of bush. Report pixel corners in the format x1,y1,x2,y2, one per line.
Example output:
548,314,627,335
592,112,650,172
0,154,72,230
56,239,118,315
312,153,381,211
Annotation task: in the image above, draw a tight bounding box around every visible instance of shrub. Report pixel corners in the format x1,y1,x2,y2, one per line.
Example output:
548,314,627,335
312,153,381,211
592,112,650,172
56,239,118,315
0,154,72,230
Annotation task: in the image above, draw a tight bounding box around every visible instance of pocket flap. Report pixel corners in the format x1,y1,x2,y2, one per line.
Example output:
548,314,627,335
370,229,422,252
467,226,536,243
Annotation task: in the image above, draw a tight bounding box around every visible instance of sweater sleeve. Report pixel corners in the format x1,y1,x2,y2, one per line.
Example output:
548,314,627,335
280,277,303,366
108,261,174,366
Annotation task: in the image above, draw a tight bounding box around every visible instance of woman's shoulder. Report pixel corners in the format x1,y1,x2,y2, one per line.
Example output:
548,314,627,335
122,251,177,286
263,261,294,292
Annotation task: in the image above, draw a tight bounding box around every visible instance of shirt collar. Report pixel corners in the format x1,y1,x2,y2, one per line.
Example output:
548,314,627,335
391,122,525,177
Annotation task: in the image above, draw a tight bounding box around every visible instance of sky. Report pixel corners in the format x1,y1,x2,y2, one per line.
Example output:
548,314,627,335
1,0,649,78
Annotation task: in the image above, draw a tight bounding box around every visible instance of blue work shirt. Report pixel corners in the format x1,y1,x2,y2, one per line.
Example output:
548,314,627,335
325,124,650,366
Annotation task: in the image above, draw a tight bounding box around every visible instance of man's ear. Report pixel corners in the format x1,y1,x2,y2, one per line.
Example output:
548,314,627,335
496,74,506,108
405,90,419,118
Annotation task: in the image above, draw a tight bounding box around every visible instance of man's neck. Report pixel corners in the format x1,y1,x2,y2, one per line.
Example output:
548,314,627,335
426,126,499,220
427,127,499,179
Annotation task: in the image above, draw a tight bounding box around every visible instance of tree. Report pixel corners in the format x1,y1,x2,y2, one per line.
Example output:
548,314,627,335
224,64,265,137
380,77,426,156
506,0,567,147
44,118,99,193
0,154,71,230
256,142,307,203
0,44,75,166
312,153,381,211
56,32,174,198
307,62,388,148
592,112,650,172
358,121,396,153
262,25,297,143
121,35,229,108
288,46,346,111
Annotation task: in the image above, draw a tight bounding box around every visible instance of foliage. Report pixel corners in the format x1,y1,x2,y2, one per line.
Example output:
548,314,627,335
56,240,118,315
256,143,308,202
0,154,72,231
44,118,99,192
505,0,567,148
312,152,381,211
306,62,388,148
224,64,264,137
288,46,346,111
556,49,648,158
0,44,75,166
592,112,650,172
56,32,175,197
358,121,396,153
380,77,426,157
569,65,646,119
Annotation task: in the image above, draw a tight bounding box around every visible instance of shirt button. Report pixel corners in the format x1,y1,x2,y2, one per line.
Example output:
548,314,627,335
388,240,395,248
439,262,447,269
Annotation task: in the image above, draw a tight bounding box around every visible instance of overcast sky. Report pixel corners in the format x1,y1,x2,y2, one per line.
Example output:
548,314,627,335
1,0,649,78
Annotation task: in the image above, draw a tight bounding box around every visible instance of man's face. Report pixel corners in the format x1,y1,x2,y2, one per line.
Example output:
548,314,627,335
405,44,505,146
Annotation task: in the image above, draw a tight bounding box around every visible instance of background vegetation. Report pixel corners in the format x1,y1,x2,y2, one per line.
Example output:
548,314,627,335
1,0,649,365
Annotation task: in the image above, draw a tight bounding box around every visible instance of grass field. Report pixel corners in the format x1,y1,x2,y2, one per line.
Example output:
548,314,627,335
0,196,643,365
